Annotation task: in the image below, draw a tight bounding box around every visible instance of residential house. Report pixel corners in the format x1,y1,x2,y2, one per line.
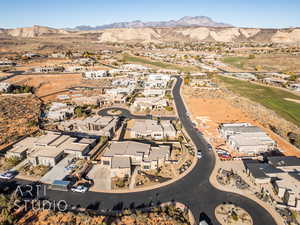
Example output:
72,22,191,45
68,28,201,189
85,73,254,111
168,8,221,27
0,60,16,67
46,102,74,121
0,82,12,93
59,116,120,138
219,123,276,155
142,89,165,97
121,64,149,71
33,66,65,73
289,83,300,92
268,156,300,172
101,141,170,176
273,172,300,211
132,97,168,111
131,119,176,140
83,70,110,79
6,133,96,166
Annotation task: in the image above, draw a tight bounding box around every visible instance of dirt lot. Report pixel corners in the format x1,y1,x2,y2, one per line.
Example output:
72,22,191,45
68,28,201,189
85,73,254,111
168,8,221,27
183,87,300,157
6,74,82,101
0,94,41,150
6,74,114,101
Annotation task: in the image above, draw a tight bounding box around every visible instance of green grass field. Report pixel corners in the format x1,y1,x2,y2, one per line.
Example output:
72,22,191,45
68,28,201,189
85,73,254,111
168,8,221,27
218,76,300,127
123,54,198,73
221,56,248,69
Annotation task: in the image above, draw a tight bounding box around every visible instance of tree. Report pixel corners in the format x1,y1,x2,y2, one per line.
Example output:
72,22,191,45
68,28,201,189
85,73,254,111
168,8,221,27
184,74,191,85
248,54,255,59
255,65,262,71
288,75,297,82
82,51,92,58
65,50,73,59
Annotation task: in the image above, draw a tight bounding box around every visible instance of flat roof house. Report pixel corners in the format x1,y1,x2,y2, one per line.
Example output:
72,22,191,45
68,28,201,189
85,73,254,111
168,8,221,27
289,83,300,92
101,141,170,176
6,133,96,166
142,89,165,97
148,74,171,81
46,102,74,121
59,116,120,138
273,172,300,211
0,82,12,93
132,97,168,111
121,64,149,71
83,70,110,79
244,161,284,184
33,66,65,73
219,123,276,155
131,119,164,140
268,156,300,172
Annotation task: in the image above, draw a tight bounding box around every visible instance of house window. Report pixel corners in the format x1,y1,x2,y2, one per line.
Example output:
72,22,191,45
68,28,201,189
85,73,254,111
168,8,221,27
103,160,110,165
143,165,150,170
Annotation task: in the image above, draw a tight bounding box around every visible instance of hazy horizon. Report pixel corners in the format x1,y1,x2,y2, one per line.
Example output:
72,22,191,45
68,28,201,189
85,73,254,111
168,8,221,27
0,0,300,29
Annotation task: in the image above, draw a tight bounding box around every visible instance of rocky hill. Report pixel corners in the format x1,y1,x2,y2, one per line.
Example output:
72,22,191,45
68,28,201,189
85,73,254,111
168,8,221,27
1,25,300,44
95,27,300,43
4,25,69,38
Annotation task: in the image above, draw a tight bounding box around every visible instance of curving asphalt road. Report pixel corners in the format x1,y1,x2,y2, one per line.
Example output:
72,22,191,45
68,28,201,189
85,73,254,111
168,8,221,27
98,107,177,121
42,77,277,224
6,76,277,224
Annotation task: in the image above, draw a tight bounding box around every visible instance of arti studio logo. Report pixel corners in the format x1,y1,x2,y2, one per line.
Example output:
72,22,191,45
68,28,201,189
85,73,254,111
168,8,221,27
14,184,68,212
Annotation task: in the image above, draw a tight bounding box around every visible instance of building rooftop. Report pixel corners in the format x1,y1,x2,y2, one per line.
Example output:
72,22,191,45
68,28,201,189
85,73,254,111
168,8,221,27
246,162,284,179
79,138,97,145
268,156,300,167
35,134,61,146
111,156,131,169
103,141,150,157
275,172,300,198
222,125,263,133
148,146,170,161
29,146,64,158
131,119,163,135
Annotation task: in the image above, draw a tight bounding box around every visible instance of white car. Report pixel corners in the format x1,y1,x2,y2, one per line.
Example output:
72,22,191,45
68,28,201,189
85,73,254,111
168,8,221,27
71,185,88,193
197,152,202,159
0,171,16,180
64,164,77,172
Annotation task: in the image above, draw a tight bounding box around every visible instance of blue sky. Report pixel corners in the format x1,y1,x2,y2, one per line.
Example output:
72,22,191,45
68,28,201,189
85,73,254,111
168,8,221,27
0,0,299,28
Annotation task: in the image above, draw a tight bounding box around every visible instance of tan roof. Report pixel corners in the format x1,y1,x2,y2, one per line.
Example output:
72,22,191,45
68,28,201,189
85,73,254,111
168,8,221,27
34,134,61,146
148,146,170,161
29,146,64,158
9,146,28,154
103,141,150,157
111,156,131,168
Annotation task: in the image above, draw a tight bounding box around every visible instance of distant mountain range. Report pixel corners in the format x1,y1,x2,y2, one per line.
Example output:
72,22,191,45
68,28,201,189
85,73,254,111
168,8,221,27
72,16,232,31
1,16,300,44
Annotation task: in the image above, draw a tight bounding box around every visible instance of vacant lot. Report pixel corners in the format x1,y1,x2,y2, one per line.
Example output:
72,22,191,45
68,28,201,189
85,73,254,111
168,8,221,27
218,76,300,127
123,54,198,72
7,74,83,100
0,95,41,150
183,88,300,157
222,55,300,72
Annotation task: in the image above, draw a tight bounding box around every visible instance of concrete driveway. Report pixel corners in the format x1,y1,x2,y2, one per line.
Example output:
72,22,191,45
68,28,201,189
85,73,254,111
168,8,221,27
88,164,111,191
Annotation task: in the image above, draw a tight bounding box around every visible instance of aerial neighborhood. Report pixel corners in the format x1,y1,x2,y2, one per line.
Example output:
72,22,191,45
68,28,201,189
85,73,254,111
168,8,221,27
1,11,300,225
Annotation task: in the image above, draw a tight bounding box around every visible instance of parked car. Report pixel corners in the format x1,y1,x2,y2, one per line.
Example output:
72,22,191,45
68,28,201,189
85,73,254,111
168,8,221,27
207,144,212,151
199,220,209,225
0,171,17,180
64,164,77,172
71,185,88,193
197,152,202,159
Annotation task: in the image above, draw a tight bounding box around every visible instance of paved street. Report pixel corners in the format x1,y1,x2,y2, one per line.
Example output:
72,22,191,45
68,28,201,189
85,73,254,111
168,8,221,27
11,76,277,225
